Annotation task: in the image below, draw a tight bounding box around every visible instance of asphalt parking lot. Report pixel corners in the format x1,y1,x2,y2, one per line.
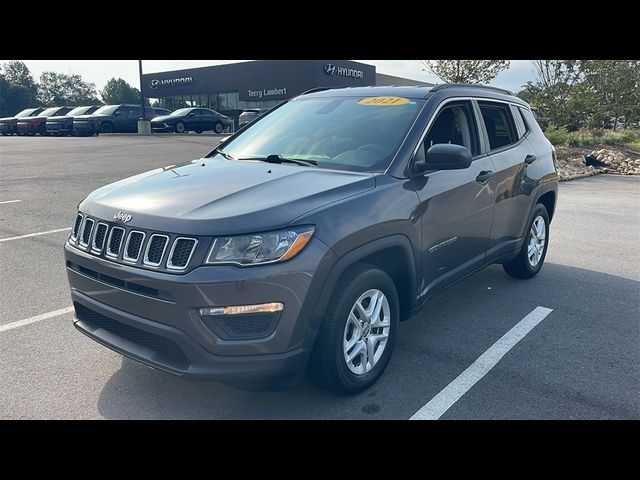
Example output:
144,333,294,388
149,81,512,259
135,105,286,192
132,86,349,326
1,135,638,419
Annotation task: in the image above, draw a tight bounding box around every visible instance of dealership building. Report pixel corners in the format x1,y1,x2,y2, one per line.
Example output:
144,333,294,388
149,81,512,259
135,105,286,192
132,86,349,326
141,60,432,125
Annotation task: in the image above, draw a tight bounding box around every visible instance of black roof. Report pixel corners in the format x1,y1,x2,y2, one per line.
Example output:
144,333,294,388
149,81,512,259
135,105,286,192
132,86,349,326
301,83,528,107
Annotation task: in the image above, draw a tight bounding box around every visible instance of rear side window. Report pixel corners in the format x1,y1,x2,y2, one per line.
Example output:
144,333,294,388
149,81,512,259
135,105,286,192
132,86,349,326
478,102,518,151
518,107,544,135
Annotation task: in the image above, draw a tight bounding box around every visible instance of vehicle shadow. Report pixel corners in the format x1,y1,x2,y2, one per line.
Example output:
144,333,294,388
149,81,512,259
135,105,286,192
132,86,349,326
97,262,639,419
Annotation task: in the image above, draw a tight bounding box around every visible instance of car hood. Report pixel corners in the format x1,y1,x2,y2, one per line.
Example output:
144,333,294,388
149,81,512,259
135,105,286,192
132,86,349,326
75,114,107,120
80,157,375,235
18,116,46,122
0,116,17,122
151,115,173,122
47,115,74,122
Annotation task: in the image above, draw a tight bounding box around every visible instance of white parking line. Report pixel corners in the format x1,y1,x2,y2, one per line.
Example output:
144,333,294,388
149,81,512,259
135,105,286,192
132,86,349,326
0,200,22,204
0,227,69,243
410,306,553,420
0,306,74,334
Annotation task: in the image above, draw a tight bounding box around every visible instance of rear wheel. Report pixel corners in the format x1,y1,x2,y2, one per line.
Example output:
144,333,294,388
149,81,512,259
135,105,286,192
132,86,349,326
214,121,224,134
175,121,186,133
310,265,399,395
503,203,550,279
195,129,203,134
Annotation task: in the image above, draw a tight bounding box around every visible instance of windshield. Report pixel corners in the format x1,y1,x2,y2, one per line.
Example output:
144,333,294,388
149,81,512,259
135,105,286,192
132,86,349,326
170,108,193,116
39,107,60,117
92,105,119,115
15,108,38,118
218,96,424,172
67,106,92,116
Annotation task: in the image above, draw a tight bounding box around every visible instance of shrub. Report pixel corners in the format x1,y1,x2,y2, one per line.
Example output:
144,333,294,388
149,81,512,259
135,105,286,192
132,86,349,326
544,125,570,145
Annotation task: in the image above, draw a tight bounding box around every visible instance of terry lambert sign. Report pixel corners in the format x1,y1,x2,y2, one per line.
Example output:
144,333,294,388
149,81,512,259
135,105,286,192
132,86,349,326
323,64,364,79
150,77,194,89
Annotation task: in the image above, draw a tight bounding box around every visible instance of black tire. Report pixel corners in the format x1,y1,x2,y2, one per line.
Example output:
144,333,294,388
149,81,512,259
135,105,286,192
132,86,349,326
310,265,399,395
214,121,224,134
195,129,203,134
100,122,114,134
175,121,186,133
503,203,550,279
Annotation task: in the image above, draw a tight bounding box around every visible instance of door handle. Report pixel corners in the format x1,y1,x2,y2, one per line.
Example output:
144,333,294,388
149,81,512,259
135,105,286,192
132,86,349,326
476,170,494,183
524,154,537,165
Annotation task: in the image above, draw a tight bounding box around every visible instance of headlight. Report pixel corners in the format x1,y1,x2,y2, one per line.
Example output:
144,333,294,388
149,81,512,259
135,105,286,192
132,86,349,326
206,227,314,266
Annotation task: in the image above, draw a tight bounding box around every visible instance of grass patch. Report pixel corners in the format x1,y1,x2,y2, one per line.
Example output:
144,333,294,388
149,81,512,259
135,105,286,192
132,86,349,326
544,126,640,151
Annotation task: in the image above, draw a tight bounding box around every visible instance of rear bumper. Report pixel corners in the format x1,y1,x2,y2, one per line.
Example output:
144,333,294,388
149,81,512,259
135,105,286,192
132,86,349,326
72,291,311,387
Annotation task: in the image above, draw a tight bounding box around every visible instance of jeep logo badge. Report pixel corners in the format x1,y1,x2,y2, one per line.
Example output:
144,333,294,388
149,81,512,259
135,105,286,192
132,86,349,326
114,211,132,223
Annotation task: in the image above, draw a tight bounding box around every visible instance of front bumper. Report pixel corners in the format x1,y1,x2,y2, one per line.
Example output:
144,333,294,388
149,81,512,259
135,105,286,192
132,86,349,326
65,238,334,386
0,122,16,134
151,123,172,132
73,121,96,134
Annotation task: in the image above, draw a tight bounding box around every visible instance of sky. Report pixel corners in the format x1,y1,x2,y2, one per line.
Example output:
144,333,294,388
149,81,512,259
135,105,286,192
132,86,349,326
1,60,536,95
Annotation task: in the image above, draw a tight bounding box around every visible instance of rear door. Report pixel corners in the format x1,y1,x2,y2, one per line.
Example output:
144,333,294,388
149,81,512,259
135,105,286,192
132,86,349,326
414,99,496,298
477,100,540,260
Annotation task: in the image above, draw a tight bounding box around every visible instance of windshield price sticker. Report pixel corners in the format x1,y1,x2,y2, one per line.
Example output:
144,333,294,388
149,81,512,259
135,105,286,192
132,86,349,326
358,96,411,106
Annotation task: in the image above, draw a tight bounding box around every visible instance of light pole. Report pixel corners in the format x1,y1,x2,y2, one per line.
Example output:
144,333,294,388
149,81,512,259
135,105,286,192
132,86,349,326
137,60,151,134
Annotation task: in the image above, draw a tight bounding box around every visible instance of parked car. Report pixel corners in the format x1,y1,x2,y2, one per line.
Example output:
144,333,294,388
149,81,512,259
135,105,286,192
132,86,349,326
73,104,158,135
0,107,45,135
238,108,268,128
64,84,558,394
46,105,101,136
17,106,73,136
152,107,172,116
151,107,232,134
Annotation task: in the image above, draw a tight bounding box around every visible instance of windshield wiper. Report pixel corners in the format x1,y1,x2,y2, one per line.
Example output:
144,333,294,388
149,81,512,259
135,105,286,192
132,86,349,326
237,154,318,167
216,148,235,161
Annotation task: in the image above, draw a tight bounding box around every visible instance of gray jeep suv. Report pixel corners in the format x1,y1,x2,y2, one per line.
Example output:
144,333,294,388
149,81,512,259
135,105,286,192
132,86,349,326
64,84,558,394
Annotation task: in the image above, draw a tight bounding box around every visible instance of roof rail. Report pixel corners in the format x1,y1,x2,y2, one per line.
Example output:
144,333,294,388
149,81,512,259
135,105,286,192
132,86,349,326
301,87,333,95
430,83,514,96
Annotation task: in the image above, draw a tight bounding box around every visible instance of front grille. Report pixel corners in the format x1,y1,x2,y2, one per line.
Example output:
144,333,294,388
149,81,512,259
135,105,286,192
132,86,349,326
167,238,197,270
74,302,189,368
144,234,168,266
92,223,108,252
123,231,145,262
107,227,125,257
80,218,94,247
71,214,83,241
69,213,199,272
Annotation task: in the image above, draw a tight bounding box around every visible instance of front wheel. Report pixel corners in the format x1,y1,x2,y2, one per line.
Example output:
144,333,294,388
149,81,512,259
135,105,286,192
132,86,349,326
100,122,113,134
503,203,550,278
310,265,399,395
214,121,224,134
175,121,186,133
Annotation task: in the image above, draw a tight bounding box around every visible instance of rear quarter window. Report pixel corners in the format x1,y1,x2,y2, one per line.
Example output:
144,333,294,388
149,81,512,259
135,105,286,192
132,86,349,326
478,102,518,151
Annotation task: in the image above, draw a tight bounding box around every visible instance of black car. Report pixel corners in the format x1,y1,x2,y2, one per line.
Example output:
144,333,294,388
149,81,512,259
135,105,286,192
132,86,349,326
153,107,172,116
65,84,559,394
238,108,268,128
0,107,45,135
73,104,159,135
151,107,232,134
46,105,101,136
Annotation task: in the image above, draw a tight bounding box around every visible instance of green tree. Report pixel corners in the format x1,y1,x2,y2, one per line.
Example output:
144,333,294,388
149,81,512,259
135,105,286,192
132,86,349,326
100,77,148,105
37,71,100,106
420,60,510,84
517,61,587,130
580,60,640,130
0,61,39,115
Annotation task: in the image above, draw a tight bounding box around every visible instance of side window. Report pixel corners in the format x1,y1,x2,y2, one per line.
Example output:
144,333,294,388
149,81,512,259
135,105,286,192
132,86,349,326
478,102,518,150
519,107,543,135
424,101,479,156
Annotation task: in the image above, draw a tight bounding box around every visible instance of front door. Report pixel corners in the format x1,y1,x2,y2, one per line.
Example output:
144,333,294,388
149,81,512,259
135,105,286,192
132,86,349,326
413,100,495,299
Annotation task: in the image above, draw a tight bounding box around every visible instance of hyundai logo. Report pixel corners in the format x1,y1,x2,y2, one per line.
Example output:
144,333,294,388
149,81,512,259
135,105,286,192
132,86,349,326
322,64,364,79
149,77,193,89
323,64,337,76
150,79,160,89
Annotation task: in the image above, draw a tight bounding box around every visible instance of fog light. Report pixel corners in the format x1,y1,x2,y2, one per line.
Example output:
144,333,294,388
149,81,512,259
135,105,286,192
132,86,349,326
198,302,283,316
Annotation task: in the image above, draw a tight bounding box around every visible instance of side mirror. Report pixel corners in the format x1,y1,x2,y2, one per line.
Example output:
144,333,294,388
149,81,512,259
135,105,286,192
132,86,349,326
413,143,472,175
187,112,196,117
